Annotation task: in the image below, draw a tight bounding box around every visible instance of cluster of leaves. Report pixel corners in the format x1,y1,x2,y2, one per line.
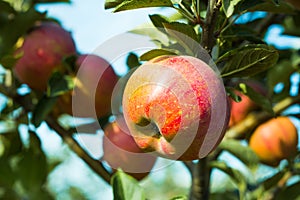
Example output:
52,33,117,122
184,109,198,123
0,127,56,199
105,0,300,199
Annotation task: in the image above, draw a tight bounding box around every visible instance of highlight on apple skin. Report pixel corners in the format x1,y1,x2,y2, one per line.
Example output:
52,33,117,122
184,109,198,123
249,116,298,167
14,22,76,91
122,55,230,161
102,117,157,180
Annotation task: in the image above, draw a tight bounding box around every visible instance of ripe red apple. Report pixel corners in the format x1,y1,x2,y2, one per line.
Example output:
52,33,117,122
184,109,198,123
14,22,76,91
57,54,119,118
229,80,267,127
122,55,230,161
249,117,298,167
102,117,157,180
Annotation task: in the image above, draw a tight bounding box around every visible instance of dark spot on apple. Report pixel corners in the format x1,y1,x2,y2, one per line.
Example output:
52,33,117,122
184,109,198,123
136,117,151,127
135,117,161,138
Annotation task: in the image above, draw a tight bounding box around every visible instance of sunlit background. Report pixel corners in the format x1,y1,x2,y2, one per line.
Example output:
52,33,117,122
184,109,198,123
1,0,298,199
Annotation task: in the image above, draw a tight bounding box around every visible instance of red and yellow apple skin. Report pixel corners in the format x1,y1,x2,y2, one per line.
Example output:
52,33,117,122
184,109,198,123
57,54,119,118
249,117,298,167
102,117,157,180
122,55,230,161
14,22,76,91
229,80,267,127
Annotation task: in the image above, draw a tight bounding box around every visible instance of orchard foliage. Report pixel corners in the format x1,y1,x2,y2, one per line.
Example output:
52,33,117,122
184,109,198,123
0,0,299,200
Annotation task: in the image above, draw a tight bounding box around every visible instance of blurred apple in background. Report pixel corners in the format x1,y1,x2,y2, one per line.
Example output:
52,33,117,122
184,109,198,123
102,117,157,180
249,116,298,167
57,54,119,118
14,22,76,91
229,80,267,127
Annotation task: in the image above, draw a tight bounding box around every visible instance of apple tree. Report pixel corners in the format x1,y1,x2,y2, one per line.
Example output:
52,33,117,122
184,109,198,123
0,0,299,199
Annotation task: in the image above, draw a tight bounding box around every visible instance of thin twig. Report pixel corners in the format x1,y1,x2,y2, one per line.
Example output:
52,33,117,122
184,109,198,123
0,83,112,184
46,117,112,184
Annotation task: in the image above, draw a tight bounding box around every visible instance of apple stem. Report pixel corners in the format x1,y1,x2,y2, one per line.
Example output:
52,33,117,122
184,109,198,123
135,118,162,138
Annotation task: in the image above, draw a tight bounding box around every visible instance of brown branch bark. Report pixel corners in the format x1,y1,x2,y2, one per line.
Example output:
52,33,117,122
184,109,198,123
201,0,221,53
188,1,223,199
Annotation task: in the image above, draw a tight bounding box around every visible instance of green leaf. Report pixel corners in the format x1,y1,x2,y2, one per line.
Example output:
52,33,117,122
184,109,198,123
219,139,259,170
35,0,71,3
32,95,58,127
163,22,200,56
219,44,279,78
149,14,169,31
111,169,146,200
126,53,141,69
236,0,265,12
15,134,48,193
226,87,242,103
267,60,295,93
105,0,125,9
0,130,22,158
0,157,15,187
261,171,285,191
169,196,188,200
238,83,274,115
0,1,16,13
210,191,239,200
247,0,295,14
140,49,178,61
274,181,300,200
47,72,74,97
222,0,243,18
220,25,263,44
210,161,247,198
283,15,300,37
0,53,22,69
130,27,170,47
0,8,45,59
28,130,42,150
113,0,174,12
3,0,32,12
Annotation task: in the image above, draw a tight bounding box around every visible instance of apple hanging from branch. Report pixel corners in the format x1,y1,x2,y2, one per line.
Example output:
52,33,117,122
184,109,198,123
102,117,157,180
229,80,268,128
14,22,76,91
122,55,230,161
57,54,119,118
249,116,298,167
